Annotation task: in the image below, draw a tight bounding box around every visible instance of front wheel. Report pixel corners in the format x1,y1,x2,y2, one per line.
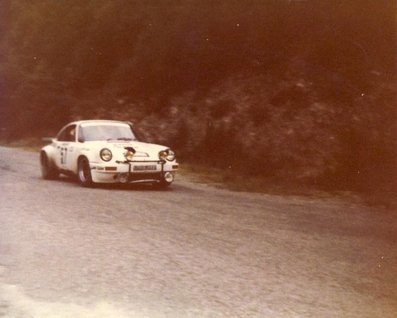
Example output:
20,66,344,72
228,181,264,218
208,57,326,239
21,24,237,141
77,157,93,187
154,172,174,189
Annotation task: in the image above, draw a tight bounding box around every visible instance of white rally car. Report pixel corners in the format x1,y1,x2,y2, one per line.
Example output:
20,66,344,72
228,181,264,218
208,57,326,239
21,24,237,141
40,120,179,187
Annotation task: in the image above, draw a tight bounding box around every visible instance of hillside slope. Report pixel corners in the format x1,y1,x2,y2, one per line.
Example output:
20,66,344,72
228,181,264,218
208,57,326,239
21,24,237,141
1,0,396,191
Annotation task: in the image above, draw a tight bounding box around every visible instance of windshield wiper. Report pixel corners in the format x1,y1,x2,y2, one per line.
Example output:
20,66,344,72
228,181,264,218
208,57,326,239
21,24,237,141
106,137,135,142
117,137,134,141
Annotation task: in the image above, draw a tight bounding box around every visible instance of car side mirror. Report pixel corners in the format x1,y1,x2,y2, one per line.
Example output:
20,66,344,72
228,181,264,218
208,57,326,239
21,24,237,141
78,136,85,143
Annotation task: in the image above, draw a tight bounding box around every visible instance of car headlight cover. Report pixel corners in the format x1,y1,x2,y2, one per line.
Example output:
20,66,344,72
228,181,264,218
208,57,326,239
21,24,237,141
100,148,112,162
159,149,175,161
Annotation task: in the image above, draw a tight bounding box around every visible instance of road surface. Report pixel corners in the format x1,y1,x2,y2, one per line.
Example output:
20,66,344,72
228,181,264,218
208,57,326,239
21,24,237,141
0,146,396,317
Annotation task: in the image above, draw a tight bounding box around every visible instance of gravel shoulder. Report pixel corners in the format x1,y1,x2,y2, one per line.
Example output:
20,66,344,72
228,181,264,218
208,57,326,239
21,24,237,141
0,146,396,317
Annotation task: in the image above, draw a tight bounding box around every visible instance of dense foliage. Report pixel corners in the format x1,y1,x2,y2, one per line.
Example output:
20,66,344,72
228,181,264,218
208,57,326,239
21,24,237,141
1,0,396,191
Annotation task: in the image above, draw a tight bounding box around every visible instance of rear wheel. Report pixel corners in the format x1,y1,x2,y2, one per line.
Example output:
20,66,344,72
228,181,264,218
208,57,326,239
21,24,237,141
40,152,58,180
77,157,93,187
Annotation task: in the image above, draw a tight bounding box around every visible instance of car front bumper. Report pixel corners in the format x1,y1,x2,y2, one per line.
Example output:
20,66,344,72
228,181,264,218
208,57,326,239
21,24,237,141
89,159,178,184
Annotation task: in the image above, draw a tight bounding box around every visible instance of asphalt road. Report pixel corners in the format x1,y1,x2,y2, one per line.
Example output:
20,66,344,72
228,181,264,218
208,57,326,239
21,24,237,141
0,146,396,317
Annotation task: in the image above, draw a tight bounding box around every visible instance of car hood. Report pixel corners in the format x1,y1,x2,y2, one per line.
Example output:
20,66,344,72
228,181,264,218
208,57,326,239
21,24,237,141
111,140,167,156
88,140,169,161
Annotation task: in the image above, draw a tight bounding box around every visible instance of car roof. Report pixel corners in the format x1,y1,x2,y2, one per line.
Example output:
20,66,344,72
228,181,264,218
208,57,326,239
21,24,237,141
69,120,132,126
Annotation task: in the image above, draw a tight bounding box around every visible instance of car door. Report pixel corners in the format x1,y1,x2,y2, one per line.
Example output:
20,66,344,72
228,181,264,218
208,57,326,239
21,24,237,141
55,124,77,171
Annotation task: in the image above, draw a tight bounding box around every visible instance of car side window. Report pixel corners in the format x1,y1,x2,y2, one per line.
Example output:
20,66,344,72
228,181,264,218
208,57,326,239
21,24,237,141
77,125,85,142
58,125,76,142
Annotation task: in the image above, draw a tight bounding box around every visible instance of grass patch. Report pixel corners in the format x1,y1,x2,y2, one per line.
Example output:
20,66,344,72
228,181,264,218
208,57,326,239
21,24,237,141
359,188,397,211
180,163,336,198
179,163,397,210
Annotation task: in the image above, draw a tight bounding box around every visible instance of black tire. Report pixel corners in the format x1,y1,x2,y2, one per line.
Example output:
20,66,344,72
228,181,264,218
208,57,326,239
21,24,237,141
40,152,59,180
77,157,93,187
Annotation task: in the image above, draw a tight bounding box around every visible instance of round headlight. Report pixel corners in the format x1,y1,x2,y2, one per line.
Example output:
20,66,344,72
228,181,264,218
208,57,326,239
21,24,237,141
164,172,174,183
159,149,175,161
166,149,175,161
100,148,112,162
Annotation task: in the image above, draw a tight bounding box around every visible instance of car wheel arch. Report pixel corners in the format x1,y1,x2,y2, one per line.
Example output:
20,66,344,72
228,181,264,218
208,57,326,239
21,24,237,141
77,155,93,187
40,150,54,167
40,150,59,179
76,154,90,174
77,154,88,163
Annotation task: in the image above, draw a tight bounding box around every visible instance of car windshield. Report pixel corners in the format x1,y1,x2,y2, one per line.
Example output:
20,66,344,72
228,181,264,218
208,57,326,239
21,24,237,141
81,124,137,142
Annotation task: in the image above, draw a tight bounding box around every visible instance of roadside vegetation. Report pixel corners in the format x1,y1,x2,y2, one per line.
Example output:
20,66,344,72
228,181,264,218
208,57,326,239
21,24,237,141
1,1,395,203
